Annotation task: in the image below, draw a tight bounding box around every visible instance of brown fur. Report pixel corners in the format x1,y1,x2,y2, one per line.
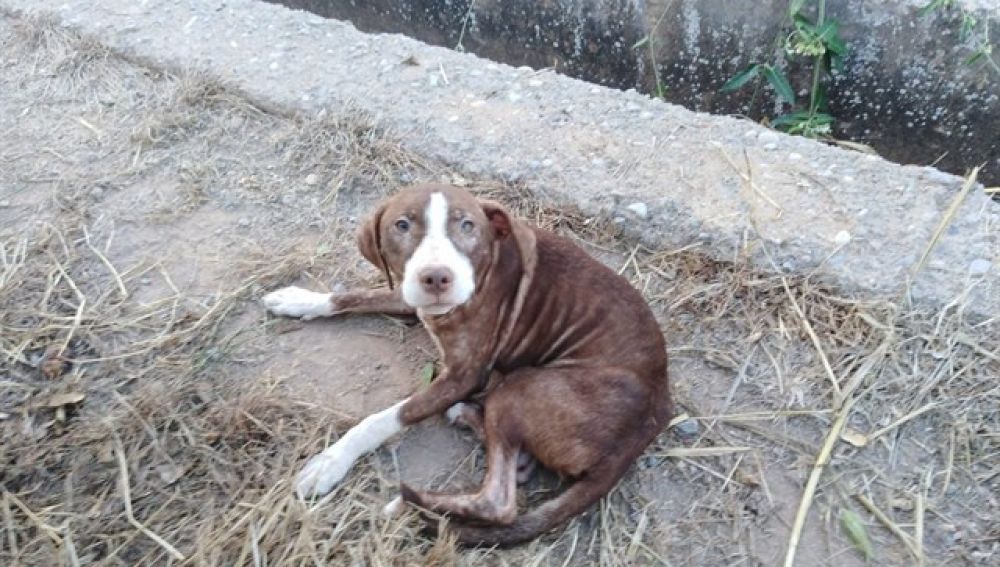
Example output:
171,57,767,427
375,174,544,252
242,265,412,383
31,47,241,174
339,184,671,546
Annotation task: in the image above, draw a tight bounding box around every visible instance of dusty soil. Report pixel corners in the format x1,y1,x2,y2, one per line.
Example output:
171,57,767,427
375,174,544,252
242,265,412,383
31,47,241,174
1,15,998,566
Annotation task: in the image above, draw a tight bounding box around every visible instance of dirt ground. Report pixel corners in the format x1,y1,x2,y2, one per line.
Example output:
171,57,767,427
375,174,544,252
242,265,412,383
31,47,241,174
1,15,998,566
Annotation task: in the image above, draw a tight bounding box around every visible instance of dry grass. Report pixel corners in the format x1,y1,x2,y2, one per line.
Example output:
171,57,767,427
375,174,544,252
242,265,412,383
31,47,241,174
2,13,998,566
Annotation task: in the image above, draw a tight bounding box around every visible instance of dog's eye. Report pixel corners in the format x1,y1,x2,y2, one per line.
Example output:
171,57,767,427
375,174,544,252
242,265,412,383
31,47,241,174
460,219,475,234
395,219,410,232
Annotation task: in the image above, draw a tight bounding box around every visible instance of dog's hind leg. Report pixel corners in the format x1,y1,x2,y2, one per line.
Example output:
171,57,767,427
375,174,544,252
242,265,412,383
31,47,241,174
401,430,521,525
446,401,537,484
445,402,485,440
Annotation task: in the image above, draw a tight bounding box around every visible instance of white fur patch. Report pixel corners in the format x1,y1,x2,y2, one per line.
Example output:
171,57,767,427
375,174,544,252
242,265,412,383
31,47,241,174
262,286,334,320
401,192,475,313
445,402,469,424
382,495,406,518
296,399,408,499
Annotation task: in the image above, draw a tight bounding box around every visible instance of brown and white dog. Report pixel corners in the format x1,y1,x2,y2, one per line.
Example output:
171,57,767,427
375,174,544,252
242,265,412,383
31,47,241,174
262,184,672,546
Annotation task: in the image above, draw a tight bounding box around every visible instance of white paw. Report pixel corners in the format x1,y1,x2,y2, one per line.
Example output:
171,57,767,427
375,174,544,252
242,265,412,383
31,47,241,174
445,402,469,424
382,495,405,518
262,286,333,320
295,448,355,499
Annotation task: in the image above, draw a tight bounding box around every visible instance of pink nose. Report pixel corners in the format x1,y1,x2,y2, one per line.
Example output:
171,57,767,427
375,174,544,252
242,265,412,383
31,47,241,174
418,266,454,295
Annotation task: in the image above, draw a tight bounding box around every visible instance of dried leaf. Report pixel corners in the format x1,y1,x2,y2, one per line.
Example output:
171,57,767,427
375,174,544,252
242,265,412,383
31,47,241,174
840,508,875,560
43,391,86,408
840,427,868,447
156,463,185,486
39,345,68,379
421,363,436,384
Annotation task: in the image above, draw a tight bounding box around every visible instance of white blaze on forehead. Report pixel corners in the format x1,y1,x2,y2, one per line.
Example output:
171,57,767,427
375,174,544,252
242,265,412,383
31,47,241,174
401,192,476,313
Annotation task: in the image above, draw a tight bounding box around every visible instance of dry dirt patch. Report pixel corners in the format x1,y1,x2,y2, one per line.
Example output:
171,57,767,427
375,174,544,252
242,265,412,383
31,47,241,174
1,14,998,566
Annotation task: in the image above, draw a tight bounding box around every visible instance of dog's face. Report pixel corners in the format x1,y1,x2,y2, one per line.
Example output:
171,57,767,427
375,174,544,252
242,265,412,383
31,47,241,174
357,184,524,315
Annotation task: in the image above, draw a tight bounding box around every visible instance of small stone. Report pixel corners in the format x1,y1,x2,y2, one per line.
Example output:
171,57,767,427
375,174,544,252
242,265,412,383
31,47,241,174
673,419,699,439
969,258,991,275
0,199,10,207
507,91,522,103
788,152,802,160
626,202,649,219
269,61,279,70
140,277,152,285
757,130,780,144
238,217,251,228
281,194,295,205
89,187,104,199
764,142,778,151
833,230,851,246
304,173,319,186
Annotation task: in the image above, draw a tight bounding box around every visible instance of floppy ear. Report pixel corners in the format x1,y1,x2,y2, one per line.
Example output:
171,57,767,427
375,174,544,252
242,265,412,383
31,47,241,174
479,199,537,285
356,203,394,289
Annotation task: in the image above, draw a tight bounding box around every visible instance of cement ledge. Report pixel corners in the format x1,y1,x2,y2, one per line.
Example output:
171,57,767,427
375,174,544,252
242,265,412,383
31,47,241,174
3,0,996,315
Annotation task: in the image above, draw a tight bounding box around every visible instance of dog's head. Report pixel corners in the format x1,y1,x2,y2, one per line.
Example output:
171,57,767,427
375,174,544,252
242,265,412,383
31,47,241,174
357,184,535,315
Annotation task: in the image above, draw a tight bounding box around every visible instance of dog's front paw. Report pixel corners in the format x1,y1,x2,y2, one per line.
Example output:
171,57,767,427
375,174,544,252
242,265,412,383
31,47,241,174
262,286,333,320
295,448,354,499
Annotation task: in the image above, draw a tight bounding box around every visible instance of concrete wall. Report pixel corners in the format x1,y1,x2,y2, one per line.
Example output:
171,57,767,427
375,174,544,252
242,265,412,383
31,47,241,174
270,0,1000,186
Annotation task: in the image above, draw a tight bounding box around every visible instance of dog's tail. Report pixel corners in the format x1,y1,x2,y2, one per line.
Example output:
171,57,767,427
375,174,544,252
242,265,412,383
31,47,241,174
448,467,624,548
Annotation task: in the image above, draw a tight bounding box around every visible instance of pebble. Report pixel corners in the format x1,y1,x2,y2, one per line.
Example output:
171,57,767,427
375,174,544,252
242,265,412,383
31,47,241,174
969,258,991,275
757,130,780,144
89,187,104,199
833,230,852,246
764,143,778,151
238,217,251,228
0,199,10,207
304,173,319,186
673,419,699,439
626,202,649,219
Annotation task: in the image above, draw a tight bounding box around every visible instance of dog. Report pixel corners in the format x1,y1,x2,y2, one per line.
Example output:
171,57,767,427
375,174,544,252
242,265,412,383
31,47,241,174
262,183,672,546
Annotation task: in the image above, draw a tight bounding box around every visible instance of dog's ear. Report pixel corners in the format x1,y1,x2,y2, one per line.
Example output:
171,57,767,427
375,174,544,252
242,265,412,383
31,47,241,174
480,199,537,282
356,203,395,289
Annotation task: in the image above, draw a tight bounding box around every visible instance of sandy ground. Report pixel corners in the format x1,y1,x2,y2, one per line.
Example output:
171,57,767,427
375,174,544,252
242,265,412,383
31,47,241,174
1,15,998,566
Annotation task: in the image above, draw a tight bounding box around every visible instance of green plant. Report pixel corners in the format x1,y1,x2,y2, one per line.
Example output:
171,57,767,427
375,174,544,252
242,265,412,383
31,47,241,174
720,0,846,138
632,7,671,99
920,0,999,74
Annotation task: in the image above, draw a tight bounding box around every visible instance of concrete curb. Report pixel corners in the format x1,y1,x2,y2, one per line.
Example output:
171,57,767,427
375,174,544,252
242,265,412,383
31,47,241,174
3,0,996,315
